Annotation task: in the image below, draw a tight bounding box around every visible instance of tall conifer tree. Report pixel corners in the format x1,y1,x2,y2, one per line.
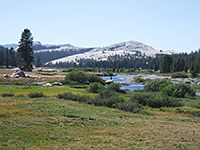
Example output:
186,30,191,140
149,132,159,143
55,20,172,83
160,55,173,73
0,50,4,68
9,47,16,68
17,28,34,71
36,56,40,67
4,48,9,68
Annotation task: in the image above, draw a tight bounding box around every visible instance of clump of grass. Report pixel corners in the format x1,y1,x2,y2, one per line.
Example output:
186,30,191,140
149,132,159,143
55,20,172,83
56,92,92,103
190,111,200,117
134,76,145,83
1,93,14,97
130,92,182,108
28,92,46,98
16,94,25,98
117,101,143,113
171,72,188,78
56,90,147,114
0,82,38,86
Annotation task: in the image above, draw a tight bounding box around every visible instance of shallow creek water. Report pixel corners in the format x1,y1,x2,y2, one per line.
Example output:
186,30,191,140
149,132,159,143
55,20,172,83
101,74,156,91
101,74,200,95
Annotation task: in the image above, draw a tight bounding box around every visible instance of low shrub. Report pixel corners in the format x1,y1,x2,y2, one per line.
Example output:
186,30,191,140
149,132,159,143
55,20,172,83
144,79,172,92
1,93,14,97
65,70,88,84
93,96,124,108
57,90,124,108
130,92,182,108
107,82,125,93
56,92,77,101
63,70,105,85
104,96,124,108
117,101,143,113
87,74,105,84
98,89,117,99
28,92,46,98
69,85,89,89
82,67,96,72
171,72,188,78
56,92,92,103
190,111,200,117
61,79,79,85
134,76,145,83
16,94,25,98
126,69,135,73
87,82,105,93
103,72,114,76
161,83,196,98
62,68,74,72
130,92,152,106
147,95,182,108
76,95,92,103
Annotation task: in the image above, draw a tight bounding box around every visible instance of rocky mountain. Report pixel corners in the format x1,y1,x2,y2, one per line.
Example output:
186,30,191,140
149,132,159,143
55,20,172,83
45,41,178,65
2,44,18,49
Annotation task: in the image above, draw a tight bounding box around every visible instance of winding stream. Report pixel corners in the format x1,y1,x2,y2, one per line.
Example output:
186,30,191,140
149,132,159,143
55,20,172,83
101,74,156,91
101,74,200,95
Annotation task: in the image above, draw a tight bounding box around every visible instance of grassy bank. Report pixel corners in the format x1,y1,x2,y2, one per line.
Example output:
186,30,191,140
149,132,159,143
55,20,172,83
0,96,200,150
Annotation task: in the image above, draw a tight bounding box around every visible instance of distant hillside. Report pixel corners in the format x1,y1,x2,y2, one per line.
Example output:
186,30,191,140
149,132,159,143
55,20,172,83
46,41,178,65
3,41,73,51
2,44,18,49
3,40,178,65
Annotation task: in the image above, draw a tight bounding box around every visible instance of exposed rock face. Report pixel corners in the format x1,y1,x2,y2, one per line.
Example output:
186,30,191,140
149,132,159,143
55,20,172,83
11,70,26,78
46,41,179,65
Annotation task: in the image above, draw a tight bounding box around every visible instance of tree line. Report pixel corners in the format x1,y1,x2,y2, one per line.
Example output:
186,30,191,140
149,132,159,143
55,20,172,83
46,50,200,75
0,47,17,68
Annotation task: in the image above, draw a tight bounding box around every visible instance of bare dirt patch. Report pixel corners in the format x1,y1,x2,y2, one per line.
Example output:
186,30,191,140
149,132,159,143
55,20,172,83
0,68,66,83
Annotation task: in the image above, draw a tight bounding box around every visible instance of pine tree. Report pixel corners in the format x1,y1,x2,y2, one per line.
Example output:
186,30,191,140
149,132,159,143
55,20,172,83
9,47,16,68
160,55,173,73
4,48,9,68
36,56,40,67
180,58,185,71
190,63,197,78
196,54,200,73
0,50,4,68
17,28,34,71
184,65,188,73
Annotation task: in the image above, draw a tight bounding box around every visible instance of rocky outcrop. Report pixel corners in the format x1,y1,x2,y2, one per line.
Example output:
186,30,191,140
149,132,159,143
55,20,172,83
11,70,26,78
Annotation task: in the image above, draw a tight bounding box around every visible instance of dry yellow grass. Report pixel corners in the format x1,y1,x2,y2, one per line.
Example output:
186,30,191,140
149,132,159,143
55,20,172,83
0,96,200,150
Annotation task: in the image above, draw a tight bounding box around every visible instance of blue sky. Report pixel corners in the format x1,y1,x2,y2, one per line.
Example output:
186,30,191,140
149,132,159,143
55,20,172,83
0,0,200,52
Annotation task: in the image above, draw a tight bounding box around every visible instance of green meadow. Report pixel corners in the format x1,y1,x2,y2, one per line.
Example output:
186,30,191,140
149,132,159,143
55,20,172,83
0,83,200,150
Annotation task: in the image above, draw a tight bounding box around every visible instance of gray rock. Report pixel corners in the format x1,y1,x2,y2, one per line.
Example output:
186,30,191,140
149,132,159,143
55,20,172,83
14,74,20,78
3,74,9,78
11,70,26,78
26,74,30,78
53,82,62,86
43,83,52,87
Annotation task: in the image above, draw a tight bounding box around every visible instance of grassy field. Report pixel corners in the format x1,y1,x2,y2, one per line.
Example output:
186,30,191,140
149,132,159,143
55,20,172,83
0,86,200,149
1,96,200,150
0,69,200,149
0,85,89,97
